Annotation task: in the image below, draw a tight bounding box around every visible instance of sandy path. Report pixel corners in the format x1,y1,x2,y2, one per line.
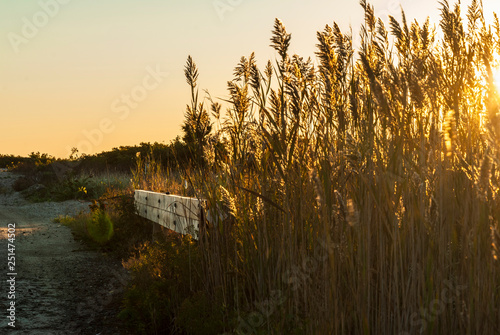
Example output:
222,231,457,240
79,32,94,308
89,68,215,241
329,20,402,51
0,171,130,334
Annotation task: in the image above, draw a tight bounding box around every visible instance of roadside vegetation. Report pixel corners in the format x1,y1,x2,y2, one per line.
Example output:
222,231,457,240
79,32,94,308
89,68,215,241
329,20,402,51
3,1,500,333
1,141,186,201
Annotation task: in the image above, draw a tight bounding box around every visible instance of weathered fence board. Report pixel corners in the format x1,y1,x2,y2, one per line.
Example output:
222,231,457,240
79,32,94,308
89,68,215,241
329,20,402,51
134,190,202,239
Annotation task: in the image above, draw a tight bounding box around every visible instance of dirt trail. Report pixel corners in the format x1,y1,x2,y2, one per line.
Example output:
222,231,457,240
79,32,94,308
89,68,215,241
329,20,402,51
0,170,130,334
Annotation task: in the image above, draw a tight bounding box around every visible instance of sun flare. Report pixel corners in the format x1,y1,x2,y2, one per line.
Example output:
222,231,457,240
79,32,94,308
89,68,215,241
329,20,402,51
493,67,500,92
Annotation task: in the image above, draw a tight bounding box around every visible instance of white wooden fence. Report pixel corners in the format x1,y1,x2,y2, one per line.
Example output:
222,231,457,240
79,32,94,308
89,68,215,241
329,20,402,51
134,190,203,240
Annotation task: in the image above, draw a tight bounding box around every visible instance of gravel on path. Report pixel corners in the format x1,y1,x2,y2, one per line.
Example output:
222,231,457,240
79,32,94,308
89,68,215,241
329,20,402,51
0,171,131,335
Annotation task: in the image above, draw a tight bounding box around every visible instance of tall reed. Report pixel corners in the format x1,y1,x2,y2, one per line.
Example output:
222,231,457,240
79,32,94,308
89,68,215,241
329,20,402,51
181,1,500,333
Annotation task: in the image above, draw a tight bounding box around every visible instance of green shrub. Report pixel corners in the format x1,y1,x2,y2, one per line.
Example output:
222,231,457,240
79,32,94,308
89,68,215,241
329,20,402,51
95,189,153,256
86,208,114,244
52,177,87,200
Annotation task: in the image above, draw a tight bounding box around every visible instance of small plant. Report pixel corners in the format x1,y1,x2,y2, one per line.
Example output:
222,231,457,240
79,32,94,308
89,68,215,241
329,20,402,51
53,215,76,225
86,206,114,245
53,212,91,243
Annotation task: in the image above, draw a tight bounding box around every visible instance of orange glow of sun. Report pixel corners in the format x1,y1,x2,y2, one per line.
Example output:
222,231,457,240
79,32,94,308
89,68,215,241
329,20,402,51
493,67,500,92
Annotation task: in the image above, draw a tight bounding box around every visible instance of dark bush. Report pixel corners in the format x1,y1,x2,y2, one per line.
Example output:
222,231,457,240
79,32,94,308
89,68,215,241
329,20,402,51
12,176,36,192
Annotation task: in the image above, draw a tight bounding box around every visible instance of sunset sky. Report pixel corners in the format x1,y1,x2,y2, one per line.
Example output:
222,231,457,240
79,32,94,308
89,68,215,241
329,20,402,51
1,0,498,158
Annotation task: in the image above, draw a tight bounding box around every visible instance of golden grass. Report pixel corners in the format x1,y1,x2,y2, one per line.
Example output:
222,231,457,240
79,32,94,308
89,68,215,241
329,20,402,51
137,1,500,333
